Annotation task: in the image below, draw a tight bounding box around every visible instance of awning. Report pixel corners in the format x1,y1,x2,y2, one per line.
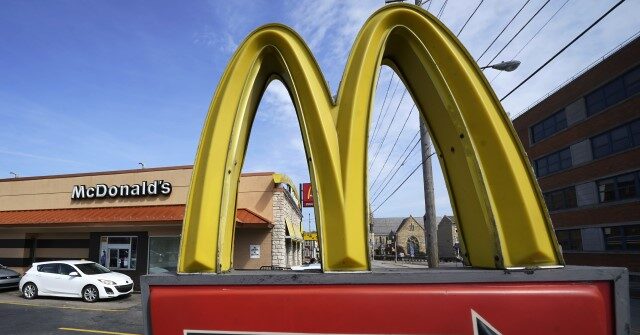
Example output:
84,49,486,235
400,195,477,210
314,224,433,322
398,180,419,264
0,205,271,227
0,205,185,225
285,218,303,242
236,208,272,227
272,173,300,207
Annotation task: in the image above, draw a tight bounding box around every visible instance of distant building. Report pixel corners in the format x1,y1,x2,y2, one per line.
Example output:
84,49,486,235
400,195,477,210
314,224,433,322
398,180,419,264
372,216,423,256
302,231,319,263
437,215,459,261
512,36,639,292
372,215,458,259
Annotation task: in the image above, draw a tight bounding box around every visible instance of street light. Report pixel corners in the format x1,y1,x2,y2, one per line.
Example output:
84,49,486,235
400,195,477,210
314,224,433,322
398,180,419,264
481,60,521,72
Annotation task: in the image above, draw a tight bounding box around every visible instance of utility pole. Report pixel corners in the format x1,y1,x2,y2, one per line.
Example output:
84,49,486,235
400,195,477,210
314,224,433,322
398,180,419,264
413,0,438,268
420,120,438,267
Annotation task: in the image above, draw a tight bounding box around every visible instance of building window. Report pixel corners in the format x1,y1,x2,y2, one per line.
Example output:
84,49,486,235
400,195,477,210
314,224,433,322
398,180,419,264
535,147,572,177
99,236,137,270
585,65,640,116
597,171,640,203
631,118,640,144
624,66,640,96
556,229,582,251
148,236,180,274
603,225,640,251
624,225,640,251
591,119,640,159
531,110,567,143
544,186,577,211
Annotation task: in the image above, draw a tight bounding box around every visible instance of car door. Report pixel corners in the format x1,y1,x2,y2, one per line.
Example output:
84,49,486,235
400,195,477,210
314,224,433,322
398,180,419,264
36,263,61,295
56,263,85,296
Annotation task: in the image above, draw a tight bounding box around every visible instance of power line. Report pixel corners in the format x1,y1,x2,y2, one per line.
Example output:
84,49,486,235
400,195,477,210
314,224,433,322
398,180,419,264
370,76,401,147
369,69,394,146
367,66,385,141
372,151,437,213
369,104,416,190
484,0,550,67
371,135,422,203
369,89,407,169
490,0,571,84
370,130,420,198
512,28,640,118
501,0,627,102
437,0,448,19
477,0,531,62
372,143,424,205
457,0,483,37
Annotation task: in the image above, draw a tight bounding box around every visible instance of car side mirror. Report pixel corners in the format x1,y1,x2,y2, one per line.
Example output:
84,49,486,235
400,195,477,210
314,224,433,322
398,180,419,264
69,272,80,277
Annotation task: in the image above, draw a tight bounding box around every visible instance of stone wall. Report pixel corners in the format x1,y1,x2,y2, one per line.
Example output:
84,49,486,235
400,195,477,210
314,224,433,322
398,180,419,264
271,192,287,267
271,189,303,267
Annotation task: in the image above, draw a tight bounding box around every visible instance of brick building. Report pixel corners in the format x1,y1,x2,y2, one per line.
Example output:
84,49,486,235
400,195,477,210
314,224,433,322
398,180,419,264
0,166,303,288
512,37,640,290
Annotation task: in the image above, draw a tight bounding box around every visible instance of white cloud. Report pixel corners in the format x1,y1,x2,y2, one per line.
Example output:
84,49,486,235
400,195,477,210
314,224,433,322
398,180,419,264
193,28,237,54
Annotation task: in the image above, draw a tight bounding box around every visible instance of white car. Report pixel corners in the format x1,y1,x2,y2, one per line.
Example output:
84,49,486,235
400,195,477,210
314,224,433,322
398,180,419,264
19,260,133,303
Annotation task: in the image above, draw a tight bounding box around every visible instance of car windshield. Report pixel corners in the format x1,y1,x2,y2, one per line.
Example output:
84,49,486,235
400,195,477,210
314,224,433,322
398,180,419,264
75,262,111,275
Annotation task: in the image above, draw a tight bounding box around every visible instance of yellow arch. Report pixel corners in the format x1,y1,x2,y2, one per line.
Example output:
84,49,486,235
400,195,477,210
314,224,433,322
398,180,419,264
178,4,563,273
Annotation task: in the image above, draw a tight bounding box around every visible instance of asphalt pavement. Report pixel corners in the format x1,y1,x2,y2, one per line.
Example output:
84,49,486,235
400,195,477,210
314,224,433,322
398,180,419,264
0,288,143,335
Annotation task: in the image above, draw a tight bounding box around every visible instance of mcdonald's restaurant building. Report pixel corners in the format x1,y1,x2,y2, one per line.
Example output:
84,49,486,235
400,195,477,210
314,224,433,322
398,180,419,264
0,166,304,288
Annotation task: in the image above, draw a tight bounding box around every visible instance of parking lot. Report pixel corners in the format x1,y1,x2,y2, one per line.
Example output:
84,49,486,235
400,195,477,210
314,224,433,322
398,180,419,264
0,288,143,335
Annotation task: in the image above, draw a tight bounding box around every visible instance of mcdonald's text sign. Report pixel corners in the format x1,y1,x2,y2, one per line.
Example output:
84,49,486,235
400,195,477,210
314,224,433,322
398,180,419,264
300,183,313,207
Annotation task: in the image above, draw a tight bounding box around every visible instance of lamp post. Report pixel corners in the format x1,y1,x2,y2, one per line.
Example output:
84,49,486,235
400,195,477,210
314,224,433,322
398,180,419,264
480,60,521,72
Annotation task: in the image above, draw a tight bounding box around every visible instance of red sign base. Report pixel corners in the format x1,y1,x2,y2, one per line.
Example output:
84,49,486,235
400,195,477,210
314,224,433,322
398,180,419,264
142,267,629,335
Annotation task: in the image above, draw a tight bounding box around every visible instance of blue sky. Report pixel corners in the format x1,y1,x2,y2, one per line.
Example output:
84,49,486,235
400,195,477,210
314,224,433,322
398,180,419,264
1,0,639,230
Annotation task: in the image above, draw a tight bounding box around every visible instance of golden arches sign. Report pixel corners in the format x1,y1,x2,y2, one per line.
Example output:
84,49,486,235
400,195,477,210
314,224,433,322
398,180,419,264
178,4,563,273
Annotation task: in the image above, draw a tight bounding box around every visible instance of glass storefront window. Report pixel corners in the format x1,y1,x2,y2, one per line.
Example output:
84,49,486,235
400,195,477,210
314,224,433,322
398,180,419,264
99,236,137,270
148,236,180,274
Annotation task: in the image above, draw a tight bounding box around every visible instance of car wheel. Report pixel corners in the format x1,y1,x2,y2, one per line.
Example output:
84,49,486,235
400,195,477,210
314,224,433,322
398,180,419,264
22,283,37,300
82,285,99,303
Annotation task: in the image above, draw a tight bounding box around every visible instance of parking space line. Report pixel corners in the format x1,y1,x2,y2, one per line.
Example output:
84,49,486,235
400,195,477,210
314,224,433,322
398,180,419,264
0,301,126,312
59,328,141,335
